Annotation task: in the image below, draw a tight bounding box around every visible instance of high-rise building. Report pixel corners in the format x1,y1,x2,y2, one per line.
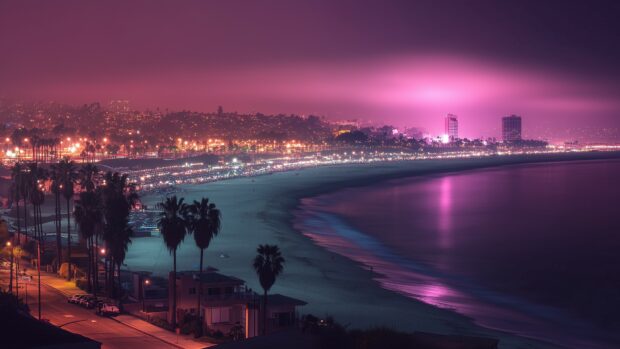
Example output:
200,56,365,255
444,114,458,139
502,115,522,142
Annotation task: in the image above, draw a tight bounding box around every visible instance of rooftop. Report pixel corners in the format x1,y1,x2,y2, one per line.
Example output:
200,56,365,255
176,270,244,286
267,294,308,307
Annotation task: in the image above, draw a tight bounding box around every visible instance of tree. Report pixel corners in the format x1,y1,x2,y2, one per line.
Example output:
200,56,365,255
253,244,285,335
57,158,78,280
79,163,99,192
186,198,221,325
49,164,63,270
74,190,103,294
26,163,47,243
157,195,188,329
25,163,47,320
101,172,137,299
10,163,24,242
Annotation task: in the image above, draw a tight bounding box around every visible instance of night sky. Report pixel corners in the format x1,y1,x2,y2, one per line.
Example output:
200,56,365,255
1,0,620,138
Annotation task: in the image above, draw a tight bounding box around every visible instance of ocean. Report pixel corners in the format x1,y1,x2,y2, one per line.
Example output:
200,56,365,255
294,159,620,349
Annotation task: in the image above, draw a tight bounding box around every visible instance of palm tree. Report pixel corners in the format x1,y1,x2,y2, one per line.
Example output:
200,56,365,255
79,163,99,193
157,195,188,329
49,164,63,270
101,172,137,299
253,244,285,335
186,198,221,323
74,190,104,294
57,158,78,280
10,163,24,243
21,165,32,242
25,162,46,321
26,163,47,242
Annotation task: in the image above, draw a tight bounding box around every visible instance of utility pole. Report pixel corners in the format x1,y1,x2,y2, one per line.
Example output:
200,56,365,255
37,238,42,320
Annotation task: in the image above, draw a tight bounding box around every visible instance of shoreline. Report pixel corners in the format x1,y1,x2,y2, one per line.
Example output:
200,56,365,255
131,151,620,349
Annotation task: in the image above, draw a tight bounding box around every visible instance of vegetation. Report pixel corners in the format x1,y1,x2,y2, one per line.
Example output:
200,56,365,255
49,163,63,269
7,156,139,307
56,158,78,280
253,244,285,335
74,189,103,294
100,172,137,299
157,195,188,329
185,197,221,331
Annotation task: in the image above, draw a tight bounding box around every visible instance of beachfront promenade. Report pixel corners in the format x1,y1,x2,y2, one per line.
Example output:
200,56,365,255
0,263,212,349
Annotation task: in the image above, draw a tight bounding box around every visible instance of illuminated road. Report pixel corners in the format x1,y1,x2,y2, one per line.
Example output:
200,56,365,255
0,268,181,349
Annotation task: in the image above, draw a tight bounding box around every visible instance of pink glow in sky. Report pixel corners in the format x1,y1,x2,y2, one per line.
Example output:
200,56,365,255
1,0,620,139
10,56,616,138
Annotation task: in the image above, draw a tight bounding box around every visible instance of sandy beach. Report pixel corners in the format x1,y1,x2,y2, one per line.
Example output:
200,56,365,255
121,151,618,349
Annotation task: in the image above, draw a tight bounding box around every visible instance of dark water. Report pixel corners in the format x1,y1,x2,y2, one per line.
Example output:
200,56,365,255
294,160,620,349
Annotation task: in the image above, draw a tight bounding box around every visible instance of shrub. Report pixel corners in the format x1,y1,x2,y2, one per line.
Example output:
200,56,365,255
147,316,173,331
212,330,224,339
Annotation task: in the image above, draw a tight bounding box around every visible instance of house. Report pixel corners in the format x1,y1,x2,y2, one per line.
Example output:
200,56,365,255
171,268,306,338
126,271,168,314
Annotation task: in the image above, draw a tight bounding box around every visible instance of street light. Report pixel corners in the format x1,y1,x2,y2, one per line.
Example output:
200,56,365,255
6,241,13,293
142,279,151,312
100,248,108,296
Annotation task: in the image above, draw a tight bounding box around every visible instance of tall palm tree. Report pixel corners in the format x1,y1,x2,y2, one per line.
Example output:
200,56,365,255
253,244,285,335
57,158,78,280
74,190,104,294
49,164,63,270
157,195,188,329
25,162,46,321
187,198,221,322
10,163,24,243
21,165,32,242
26,163,47,241
101,172,137,299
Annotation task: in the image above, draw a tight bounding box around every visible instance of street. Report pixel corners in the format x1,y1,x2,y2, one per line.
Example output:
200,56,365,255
0,267,182,349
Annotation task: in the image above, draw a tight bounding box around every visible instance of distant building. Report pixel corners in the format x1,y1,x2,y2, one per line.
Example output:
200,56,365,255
444,114,458,139
502,115,522,142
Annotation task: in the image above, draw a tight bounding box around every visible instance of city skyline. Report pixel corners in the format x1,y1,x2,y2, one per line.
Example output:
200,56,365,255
1,0,620,139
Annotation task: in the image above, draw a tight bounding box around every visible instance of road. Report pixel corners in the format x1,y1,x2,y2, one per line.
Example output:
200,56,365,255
0,267,180,349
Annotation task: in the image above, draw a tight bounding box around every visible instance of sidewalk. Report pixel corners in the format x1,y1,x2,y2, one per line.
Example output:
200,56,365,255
114,314,210,349
35,269,213,349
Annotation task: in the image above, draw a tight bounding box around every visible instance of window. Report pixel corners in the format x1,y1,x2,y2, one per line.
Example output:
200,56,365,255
210,307,231,323
276,312,293,326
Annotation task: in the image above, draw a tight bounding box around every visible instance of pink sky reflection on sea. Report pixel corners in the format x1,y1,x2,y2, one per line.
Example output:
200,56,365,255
294,195,615,349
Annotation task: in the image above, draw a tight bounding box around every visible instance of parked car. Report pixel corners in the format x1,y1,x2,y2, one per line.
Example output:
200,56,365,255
68,294,87,304
83,297,98,309
96,303,120,316
78,296,95,307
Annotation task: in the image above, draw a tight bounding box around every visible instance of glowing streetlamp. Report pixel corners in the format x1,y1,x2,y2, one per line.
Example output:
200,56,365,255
6,241,14,293
142,279,151,312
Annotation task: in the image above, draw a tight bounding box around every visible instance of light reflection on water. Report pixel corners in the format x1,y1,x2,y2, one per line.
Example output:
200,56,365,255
294,160,620,349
